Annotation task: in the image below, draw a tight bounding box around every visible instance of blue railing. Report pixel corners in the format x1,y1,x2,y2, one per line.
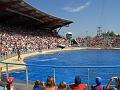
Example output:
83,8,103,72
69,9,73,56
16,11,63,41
0,61,120,90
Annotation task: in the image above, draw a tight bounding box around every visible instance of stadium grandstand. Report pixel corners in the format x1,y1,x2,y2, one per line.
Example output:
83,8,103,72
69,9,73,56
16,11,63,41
0,0,73,57
0,0,73,89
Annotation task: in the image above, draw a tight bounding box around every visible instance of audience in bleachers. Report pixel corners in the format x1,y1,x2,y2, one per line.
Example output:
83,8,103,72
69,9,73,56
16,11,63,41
0,24,69,58
76,35,120,48
1,23,120,59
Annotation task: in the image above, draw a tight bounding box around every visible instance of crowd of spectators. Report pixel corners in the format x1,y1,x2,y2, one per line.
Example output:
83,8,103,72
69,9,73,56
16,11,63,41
33,76,120,90
1,23,120,59
33,76,87,90
32,76,120,90
0,24,69,57
76,35,120,48
0,74,120,90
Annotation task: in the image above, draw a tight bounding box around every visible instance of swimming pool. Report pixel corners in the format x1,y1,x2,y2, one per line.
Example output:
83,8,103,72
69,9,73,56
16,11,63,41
10,49,120,85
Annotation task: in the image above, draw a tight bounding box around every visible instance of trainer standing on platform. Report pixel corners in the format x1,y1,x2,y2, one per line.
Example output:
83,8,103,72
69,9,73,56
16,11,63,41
17,48,21,61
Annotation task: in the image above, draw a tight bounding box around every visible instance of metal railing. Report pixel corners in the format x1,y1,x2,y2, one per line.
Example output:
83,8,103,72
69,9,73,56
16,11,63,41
0,61,120,90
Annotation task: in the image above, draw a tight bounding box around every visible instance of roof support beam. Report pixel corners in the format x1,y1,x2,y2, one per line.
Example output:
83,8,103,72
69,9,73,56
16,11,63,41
43,19,60,25
6,8,44,23
0,0,73,31
0,1,21,9
57,27,62,33
37,15,49,19
23,10,36,14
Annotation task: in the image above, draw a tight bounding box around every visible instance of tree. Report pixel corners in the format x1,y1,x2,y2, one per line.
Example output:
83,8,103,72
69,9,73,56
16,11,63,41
102,31,116,37
109,32,116,37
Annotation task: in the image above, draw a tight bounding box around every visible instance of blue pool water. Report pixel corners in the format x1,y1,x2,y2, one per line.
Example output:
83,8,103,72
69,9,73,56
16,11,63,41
9,50,120,85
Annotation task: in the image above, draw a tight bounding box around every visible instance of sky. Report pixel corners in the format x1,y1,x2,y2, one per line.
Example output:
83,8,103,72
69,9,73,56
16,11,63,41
26,0,120,37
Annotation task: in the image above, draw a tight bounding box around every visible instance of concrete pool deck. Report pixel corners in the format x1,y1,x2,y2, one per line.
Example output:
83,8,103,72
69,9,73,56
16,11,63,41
0,52,40,72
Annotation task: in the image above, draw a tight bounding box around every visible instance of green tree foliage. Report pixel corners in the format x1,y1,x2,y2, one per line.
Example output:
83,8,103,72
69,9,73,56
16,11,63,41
102,31,116,37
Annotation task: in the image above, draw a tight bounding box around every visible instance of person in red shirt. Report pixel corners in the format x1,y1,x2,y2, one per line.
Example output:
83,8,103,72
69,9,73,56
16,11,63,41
4,77,16,90
69,75,87,90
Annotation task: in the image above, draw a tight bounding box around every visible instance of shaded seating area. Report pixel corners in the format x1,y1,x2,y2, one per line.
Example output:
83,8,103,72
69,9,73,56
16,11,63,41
0,0,73,61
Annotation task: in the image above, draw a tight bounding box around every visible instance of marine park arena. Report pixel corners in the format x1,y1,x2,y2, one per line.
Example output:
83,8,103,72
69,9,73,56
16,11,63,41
0,0,120,90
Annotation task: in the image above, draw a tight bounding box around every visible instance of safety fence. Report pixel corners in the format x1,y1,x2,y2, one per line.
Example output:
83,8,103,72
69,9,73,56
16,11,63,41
0,62,120,90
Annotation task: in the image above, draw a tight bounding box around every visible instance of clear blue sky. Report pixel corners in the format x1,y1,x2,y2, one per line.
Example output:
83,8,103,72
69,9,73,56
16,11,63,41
26,0,120,37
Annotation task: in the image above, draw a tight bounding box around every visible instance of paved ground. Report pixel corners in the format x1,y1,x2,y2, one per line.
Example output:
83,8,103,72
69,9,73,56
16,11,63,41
14,79,34,90
15,83,33,90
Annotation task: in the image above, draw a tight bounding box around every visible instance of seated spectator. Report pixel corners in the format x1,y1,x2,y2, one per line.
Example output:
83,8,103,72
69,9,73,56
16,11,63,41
69,75,87,90
58,81,67,90
0,67,2,82
0,86,4,90
105,77,120,90
40,82,45,90
0,73,4,90
45,76,57,90
33,80,43,90
91,77,103,90
4,77,16,90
